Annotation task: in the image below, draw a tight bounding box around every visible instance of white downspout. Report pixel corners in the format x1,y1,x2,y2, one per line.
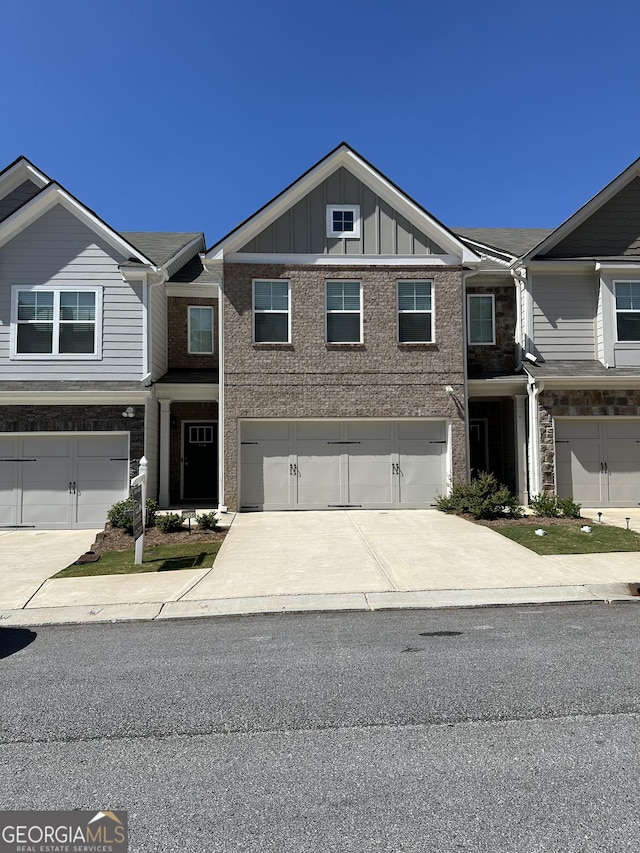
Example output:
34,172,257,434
527,374,544,497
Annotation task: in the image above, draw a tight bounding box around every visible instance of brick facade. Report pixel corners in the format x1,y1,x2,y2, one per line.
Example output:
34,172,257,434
0,405,145,480
466,283,517,375
167,296,218,369
222,263,467,510
539,389,640,491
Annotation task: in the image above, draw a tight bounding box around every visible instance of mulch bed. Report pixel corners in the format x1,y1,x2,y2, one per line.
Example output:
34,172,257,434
88,523,226,556
461,513,594,529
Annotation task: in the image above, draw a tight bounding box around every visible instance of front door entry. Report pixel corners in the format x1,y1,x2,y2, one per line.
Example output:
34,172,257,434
182,421,217,501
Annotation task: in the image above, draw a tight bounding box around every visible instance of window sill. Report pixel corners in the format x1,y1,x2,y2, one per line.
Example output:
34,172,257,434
252,342,293,349
325,343,365,349
398,342,436,348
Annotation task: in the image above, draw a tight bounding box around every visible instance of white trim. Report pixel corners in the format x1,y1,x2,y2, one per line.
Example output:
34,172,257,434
0,392,149,405
155,384,219,402
206,146,480,263
325,280,362,344
0,159,50,198
0,184,153,264
226,252,467,266
141,273,149,378
188,304,215,354
613,279,640,343
326,204,361,239
467,293,496,345
396,280,434,344
162,234,204,277
10,285,103,360
252,279,291,344
166,282,219,298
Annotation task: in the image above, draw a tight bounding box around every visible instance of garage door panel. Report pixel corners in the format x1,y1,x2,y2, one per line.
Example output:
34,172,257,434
241,440,290,509
398,421,446,442
346,441,394,506
398,440,445,507
555,440,602,504
296,440,341,507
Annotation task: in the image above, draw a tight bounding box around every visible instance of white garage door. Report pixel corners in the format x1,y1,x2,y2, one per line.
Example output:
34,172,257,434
240,420,448,511
555,419,640,507
0,434,129,529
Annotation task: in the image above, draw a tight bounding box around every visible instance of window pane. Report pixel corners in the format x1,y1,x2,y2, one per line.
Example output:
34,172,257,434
327,313,360,343
399,282,431,311
17,323,53,353
254,282,288,311
399,313,432,343
18,292,53,321
60,292,95,321
255,313,288,343
617,313,640,341
254,283,272,311
469,297,494,343
59,323,95,353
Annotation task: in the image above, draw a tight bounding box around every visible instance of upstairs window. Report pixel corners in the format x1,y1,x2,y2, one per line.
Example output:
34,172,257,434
326,280,362,343
326,204,361,239
468,294,495,345
615,281,640,341
397,281,433,343
253,280,290,343
12,286,101,358
188,306,214,354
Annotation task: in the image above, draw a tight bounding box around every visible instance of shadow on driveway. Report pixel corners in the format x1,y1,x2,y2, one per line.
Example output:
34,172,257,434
0,628,37,659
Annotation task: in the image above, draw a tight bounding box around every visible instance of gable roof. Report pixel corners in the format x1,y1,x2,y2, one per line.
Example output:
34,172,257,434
522,155,640,261
455,228,553,258
121,232,203,267
206,142,480,264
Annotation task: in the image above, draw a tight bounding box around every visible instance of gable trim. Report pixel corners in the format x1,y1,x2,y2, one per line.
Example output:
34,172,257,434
0,183,153,264
0,156,50,199
206,143,480,264
224,252,465,267
522,156,640,261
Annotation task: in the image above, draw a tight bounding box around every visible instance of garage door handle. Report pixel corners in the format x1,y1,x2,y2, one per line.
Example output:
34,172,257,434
604,462,608,474
290,463,299,476
68,481,77,494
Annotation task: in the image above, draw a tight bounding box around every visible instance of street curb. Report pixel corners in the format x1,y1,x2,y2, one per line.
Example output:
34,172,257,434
1,583,639,627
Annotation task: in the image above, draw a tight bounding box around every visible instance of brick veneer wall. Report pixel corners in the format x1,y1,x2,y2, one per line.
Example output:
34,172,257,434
0,405,144,480
466,284,517,375
167,296,218,369
539,389,640,491
223,263,467,510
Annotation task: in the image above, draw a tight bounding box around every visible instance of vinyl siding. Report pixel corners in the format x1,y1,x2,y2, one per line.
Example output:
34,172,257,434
239,167,445,256
595,279,604,361
150,282,168,379
0,204,144,380
544,177,640,258
531,274,596,359
0,180,42,222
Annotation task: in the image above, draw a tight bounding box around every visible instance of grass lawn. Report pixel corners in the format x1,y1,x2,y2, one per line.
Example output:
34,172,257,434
495,523,640,555
54,541,223,578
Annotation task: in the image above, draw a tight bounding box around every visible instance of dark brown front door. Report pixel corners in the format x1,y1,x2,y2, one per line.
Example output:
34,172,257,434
182,421,217,501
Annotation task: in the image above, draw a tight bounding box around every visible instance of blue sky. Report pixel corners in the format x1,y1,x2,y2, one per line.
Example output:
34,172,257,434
3,0,640,243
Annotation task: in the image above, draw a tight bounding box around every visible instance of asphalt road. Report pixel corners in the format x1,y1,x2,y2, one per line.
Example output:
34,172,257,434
2,604,640,852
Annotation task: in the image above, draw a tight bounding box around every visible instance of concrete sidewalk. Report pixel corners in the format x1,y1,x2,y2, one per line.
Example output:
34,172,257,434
1,510,640,627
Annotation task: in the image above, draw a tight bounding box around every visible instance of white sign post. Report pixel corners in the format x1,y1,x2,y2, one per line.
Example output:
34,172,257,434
130,456,148,565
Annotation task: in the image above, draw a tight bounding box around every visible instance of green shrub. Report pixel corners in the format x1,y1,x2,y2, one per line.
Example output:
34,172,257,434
530,492,582,519
436,471,523,520
107,497,158,534
196,511,219,531
156,512,184,533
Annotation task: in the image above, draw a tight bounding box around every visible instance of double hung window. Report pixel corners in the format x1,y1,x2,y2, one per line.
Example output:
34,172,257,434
13,286,101,357
325,281,362,343
397,281,433,343
253,280,290,343
467,294,495,345
615,282,640,341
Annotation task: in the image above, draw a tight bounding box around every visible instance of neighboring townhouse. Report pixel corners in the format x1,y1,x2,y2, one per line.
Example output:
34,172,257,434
514,157,640,508
0,156,211,529
205,144,481,512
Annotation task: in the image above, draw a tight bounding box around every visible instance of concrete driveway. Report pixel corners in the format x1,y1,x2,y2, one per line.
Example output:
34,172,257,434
0,528,100,609
185,510,636,601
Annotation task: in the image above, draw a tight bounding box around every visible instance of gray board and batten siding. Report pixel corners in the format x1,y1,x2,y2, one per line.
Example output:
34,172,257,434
0,180,42,223
0,204,144,381
239,167,446,257
532,274,596,360
543,176,640,258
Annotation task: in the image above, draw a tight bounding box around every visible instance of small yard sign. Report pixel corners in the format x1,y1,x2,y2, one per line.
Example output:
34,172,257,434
182,509,197,533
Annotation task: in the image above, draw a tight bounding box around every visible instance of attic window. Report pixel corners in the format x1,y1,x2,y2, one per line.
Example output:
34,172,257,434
326,204,361,239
